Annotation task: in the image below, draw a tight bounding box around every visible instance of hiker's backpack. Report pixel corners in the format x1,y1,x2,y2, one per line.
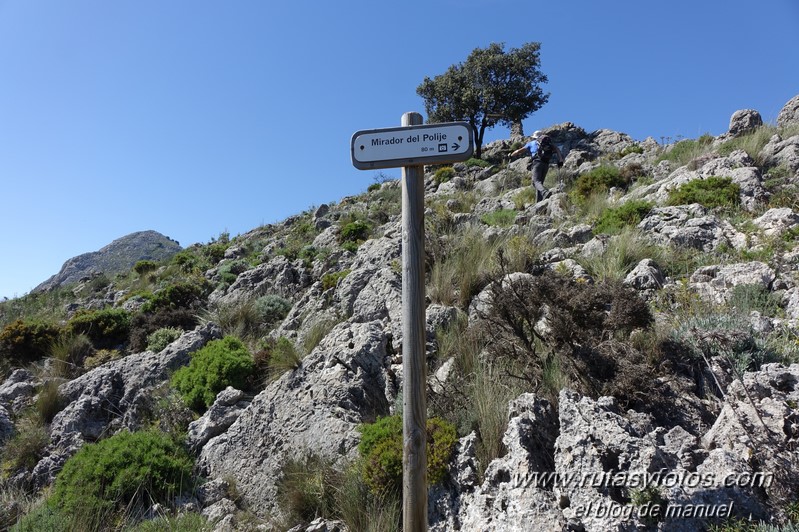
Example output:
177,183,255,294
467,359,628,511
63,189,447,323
533,135,555,163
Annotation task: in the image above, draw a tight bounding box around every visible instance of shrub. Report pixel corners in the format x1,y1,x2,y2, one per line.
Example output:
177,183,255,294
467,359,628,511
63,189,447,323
618,144,644,157
142,281,207,313
483,270,656,409
593,200,654,235
133,260,159,276
571,165,627,201
50,429,194,528
0,318,61,365
358,415,457,496
146,327,184,353
433,166,456,184
340,220,371,244
464,158,490,168
65,308,131,350
666,176,741,209
171,336,254,412
217,259,249,286
254,294,293,326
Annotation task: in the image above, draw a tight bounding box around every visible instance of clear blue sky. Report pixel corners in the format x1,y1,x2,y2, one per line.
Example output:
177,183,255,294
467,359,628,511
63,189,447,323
1,0,798,299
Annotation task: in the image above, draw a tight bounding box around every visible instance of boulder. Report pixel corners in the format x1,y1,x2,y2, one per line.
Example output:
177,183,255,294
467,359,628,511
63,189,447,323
777,93,799,127
689,261,776,305
624,258,666,291
186,387,250,454
637,205,746,252
728,109,763,137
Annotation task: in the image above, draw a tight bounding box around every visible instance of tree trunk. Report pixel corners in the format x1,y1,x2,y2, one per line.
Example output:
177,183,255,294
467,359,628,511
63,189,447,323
511,119,524,139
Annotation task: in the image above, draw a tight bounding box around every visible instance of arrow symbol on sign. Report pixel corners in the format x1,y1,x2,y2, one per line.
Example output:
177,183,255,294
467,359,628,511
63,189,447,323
452,143,460,151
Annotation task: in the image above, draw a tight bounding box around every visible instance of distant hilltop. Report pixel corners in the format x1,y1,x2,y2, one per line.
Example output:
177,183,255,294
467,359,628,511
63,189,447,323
33,230,182,293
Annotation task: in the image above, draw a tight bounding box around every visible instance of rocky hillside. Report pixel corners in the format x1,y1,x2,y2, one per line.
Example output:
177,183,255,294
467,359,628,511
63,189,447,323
32,230,182,293
1,94,799,532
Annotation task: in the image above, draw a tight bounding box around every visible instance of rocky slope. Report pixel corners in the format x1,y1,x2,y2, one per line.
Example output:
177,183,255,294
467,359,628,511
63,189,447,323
1,94,799,531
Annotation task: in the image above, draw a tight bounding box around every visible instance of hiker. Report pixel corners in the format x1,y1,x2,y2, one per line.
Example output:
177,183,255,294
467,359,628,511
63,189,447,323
510,130,564,202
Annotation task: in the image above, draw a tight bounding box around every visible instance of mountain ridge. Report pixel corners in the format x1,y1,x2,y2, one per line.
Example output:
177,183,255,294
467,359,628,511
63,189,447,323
32,230,182,294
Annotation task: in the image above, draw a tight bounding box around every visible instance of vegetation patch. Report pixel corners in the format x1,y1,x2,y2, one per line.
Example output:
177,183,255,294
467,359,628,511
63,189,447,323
357,415,457,496
171,336,254,412
594,200,654,235
0,318,61,365
571,165,628,201
434,166,456,184
480,209,517,227
666,176,741,209
49,429,194,529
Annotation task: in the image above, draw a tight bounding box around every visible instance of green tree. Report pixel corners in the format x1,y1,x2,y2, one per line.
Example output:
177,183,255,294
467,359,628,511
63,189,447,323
416,42,549,158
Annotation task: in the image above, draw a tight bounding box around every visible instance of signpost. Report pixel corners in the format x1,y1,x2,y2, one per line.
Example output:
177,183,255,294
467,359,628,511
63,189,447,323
351,121,473,170
351,114,473,532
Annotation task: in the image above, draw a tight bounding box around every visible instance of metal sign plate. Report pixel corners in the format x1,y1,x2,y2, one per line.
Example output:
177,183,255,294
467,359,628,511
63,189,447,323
351,122,473,170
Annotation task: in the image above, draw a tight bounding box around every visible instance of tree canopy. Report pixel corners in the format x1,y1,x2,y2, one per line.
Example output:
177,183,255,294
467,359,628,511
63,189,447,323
416,42,549,158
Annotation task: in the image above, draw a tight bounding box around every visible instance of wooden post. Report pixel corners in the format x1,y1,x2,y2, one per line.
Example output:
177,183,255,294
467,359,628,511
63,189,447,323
401,111,427,531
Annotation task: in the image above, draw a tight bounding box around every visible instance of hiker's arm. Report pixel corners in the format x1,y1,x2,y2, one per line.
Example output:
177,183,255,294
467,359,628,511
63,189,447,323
510,146,527,157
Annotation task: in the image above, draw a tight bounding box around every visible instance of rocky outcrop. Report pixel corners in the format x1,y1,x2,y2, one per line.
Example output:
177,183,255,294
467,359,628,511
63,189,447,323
28,323,221,488
197,320,392,518
33,230,181,293
436,363,799,531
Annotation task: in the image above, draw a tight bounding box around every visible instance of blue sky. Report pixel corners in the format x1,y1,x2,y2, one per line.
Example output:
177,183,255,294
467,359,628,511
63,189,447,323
1,0,798,299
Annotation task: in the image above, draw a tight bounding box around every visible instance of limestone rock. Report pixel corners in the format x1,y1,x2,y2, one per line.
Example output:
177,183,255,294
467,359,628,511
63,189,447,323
777,93,799,127
187,387,250,454
728,109,763,136
197,321,390,518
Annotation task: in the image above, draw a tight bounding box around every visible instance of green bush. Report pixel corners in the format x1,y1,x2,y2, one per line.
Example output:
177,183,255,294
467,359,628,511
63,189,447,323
464,158,490,168
594,200,654,235
142,281,207,313
358,415,457,495
571,165,627,201
666,176,741,209
50,429,194,528
65,308,131,350
618,144,644,157
133,260,159,276
433,166,456,184
340,220,372,244
217,259,249,286
171,336,254,411
146,327,184,353
0,318,61,365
